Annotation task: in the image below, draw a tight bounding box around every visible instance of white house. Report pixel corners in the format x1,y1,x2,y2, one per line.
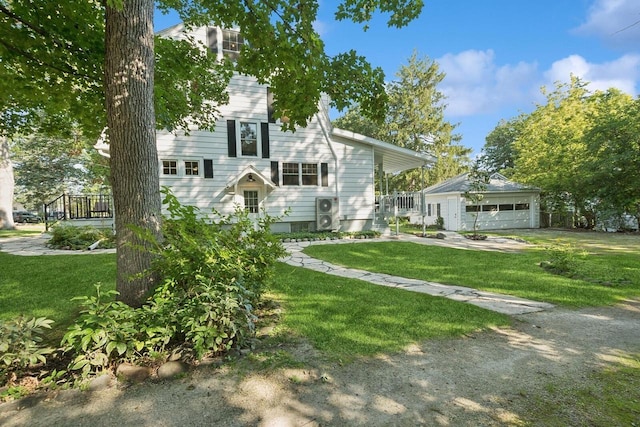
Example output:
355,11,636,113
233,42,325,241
92,24,433,233
409,173,540,231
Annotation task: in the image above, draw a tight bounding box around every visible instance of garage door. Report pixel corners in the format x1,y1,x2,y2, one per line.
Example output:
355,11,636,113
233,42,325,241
464,196,532,230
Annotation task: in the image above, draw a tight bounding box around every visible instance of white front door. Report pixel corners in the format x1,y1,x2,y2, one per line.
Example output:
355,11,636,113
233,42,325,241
243,188,261,223
447,198,458,231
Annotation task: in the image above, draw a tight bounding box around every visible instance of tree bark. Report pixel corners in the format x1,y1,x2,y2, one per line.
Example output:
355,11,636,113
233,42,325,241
105,0,161,307
0,136,16,229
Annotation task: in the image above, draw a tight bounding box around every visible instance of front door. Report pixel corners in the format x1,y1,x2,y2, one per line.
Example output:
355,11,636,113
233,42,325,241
447,198,458,231
243,189,261,223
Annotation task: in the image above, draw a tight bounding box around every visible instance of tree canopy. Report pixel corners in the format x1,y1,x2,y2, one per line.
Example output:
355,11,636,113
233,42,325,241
483,76,639,228
334,52,469,191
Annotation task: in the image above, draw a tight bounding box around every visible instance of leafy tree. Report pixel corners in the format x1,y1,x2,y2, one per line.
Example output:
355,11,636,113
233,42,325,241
1,0,425,306
12,116,94,213
334,52,469,192
480,115,526,175
511,76,598,226
463,161,489,236
584,90,639,227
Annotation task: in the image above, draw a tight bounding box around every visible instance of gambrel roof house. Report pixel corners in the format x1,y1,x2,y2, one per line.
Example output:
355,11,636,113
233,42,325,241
95,24,433,233
409,173,541,231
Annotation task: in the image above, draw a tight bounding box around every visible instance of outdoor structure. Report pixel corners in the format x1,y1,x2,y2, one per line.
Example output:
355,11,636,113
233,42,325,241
87,24,433,234
408,173,541,231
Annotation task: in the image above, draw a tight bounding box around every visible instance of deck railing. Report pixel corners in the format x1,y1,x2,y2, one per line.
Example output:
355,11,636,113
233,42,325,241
376,192,424,218
44,194,113,230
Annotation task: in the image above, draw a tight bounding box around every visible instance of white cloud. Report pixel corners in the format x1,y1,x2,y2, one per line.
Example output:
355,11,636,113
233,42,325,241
437,50,538,116
544,54,640,94
573,0,640,48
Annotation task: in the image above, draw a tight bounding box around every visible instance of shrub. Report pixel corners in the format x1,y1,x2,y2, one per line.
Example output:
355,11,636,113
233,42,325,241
63,189,288,378
0,317,54,378
543,242,587,274
48,225,116,250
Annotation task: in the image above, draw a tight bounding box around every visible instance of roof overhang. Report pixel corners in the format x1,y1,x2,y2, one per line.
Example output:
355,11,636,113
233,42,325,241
225,165,276,195
331,128,434,174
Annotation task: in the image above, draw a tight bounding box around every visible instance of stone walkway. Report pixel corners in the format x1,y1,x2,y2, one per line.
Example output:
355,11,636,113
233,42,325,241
0,232,553,315
281,236,553,315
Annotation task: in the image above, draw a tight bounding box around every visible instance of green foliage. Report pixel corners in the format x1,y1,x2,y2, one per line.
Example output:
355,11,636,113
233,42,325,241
334,52,469,191
47,225,116,250
463,162,490,234
435,216,445,229
543,243,587,274
62,190,287,377
0,317,54,376
480,115,526,175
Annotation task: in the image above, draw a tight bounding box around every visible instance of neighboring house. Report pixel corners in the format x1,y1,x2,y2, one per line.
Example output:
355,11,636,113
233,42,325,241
409,173,540,231
93,24,433,233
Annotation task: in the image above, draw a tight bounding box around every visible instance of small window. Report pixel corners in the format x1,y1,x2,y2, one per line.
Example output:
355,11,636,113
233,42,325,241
301,163,318,185
515,203,530,211
499,204,514,211
483,204,498,212
184,161,199,176
282,163,299,186
244,190,259,214
222,29,244,60
240,122,258,157
162,160,177,176
466,205,479,212
427,204,432,216
436,203,441,217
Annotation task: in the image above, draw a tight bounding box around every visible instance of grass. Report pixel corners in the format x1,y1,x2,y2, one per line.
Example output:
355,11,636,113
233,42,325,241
270,263,509,361
0,227,44,239
519,353,640,425
302,236,640,307
0,252,116,343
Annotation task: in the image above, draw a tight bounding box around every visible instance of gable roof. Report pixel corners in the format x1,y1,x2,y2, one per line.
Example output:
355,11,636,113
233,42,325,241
331,128,434,174
423,172,539,194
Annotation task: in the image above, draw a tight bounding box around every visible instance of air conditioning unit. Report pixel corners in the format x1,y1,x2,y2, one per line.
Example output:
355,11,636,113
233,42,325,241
316,197,340,231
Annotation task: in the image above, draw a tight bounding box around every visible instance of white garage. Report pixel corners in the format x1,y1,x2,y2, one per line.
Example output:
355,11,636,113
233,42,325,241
410,173,540,231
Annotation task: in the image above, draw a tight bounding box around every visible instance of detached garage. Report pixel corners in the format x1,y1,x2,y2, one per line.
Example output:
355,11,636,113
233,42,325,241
410,173,540,231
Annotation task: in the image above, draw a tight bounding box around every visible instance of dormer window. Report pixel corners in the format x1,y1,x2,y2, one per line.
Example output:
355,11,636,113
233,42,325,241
222,29,243,60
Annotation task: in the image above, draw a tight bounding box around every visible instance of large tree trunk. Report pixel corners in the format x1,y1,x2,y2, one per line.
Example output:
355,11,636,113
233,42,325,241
105,0,161,307
0,136,15,230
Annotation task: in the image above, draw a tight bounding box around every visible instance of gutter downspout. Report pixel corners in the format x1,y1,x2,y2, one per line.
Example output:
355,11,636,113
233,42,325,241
316,103,340,203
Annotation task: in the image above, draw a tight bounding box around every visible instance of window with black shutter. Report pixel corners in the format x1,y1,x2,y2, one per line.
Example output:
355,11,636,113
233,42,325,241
204,159,214,178
261,122,270,158
271,161,279,186
227,120,237,157
267,88,276,123
207,27,218,54
321,163,328,187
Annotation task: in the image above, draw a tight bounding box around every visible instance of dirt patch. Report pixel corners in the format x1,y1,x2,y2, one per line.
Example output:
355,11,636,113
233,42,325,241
1,299,638,426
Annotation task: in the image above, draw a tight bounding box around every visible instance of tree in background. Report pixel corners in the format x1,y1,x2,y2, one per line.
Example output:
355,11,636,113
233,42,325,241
489,76,638,229
480,114,526,175
334,52,469,191
1,0,424,306
11,113,96,212
463,161,489,237
584,90,639,228
510,76,598,226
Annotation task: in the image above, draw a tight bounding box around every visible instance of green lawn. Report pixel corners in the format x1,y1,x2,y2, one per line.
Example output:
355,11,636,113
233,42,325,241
0,252,116,342
270,263,509,360
303,235,640,307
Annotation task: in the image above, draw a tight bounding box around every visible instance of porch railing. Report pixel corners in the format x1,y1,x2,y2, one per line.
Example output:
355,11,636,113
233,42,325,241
376,191,424,218
44,194,113,230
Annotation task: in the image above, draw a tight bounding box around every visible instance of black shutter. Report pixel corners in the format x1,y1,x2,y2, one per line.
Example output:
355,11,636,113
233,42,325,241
207,27,218,53
204,159,214,178
227,120,237,157
261,122,270,158
271,161,279,186
321,162,328,187
267,87,276,123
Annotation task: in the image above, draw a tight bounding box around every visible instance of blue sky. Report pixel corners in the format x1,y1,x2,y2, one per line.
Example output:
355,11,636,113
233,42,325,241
155,0,640,156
